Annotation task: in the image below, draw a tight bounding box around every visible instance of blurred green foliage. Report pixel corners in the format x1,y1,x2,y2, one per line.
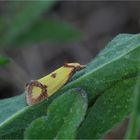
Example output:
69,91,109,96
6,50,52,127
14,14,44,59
0,1,56,47
10,20,82,48
0,55,9,65
0,1,82,64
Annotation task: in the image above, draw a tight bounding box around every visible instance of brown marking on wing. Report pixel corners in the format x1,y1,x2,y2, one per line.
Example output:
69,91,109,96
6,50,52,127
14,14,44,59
51,73,56,78
26,80,48,105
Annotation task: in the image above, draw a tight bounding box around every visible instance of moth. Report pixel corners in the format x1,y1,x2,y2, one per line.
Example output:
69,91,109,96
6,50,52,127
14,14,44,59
25,63,85,106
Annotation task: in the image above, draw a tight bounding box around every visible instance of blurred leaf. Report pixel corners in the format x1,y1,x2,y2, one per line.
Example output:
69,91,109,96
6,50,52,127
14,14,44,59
0,34,140,138
11,20,82,48
0,55,10,65
0,18,7,34
0,1,56,49
24,88,87,139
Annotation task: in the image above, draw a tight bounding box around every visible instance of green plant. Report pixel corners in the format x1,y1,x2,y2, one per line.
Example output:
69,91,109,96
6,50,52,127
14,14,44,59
0,55,9,65
0,1,82,63
0,33,140,139
125,73,140,139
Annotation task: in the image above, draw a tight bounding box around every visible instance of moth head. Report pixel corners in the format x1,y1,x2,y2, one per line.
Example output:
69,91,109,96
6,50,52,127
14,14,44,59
64,63,85,70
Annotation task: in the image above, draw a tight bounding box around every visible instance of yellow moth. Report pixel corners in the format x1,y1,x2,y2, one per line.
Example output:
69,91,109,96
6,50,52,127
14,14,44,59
25,63,85,106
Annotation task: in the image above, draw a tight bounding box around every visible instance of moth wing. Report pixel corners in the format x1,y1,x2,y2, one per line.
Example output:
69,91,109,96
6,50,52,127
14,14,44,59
38,66,74,97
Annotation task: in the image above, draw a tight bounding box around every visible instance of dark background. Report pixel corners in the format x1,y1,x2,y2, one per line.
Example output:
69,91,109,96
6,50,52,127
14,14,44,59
0,1,140,139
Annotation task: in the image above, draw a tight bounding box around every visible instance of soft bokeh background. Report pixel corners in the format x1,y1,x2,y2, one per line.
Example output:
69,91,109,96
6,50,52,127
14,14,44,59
0,1,140,139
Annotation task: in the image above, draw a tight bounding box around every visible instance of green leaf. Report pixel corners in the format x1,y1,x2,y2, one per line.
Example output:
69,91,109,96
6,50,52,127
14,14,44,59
11,20,82,48
63,33,140,104
0,18,7,34
0,55,10,65
0,33,140,138
0,94,26,124
125,76,140,139
77,77,136,139
24,88,88,139
0,1,56,49
0,95,51,138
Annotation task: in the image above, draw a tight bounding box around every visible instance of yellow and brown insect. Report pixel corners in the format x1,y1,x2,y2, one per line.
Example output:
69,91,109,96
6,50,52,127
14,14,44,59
25,63,85,106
